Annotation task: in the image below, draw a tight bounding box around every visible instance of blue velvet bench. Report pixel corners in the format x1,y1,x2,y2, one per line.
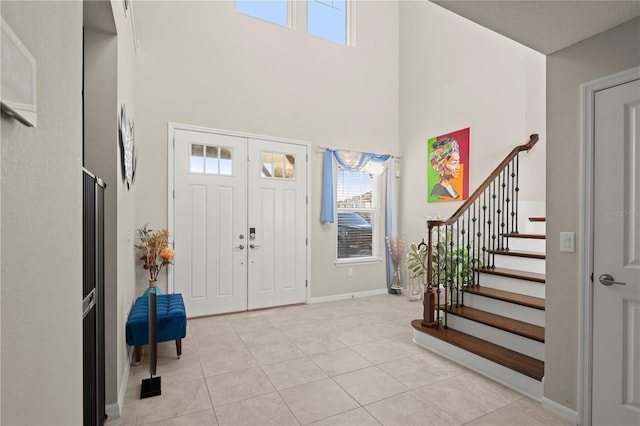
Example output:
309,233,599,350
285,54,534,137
126,293,187,365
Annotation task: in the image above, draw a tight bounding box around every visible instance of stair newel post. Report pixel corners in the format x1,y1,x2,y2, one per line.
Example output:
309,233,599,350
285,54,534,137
422,223,437,328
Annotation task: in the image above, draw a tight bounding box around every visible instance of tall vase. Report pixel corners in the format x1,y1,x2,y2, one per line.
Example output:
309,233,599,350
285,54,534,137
143,280,163,297
390,266,402,294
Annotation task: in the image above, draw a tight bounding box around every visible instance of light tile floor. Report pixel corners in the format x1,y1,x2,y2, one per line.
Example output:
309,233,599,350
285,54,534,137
108,294,574,426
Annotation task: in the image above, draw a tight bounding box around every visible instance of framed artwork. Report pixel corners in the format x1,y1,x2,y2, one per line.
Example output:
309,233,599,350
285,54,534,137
1,18,37,127
120,104,136,189
427,127,469,203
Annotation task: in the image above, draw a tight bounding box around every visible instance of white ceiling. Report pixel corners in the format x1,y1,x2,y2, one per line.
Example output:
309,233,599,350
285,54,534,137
430,0,640,55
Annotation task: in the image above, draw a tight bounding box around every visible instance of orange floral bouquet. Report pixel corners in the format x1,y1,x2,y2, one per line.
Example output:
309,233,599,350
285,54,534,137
135,224,176,282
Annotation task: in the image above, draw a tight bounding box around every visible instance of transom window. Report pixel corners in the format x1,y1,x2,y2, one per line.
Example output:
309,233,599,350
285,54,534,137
308,0,348,45
236,0,353,46
236,0,290,27
190,144,232,175
261,151,296,179
336,166,378,260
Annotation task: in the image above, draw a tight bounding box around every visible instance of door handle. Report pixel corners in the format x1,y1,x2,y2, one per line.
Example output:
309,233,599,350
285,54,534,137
250,244,261,249
234,244,245,250
598,274,626,286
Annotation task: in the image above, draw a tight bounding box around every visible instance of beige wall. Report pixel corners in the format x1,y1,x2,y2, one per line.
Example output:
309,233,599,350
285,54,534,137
398,1,546,259
545,16,640,411
84,15,119,408
0,1,84,424
133,0,400,298
84,0,138,412
112,0,139,411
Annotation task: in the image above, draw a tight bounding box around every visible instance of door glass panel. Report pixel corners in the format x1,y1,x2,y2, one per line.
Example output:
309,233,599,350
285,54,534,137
260,151,297,179
273,154,284,178
220,147,232,175
261,152,273,177
191,144,204,173
191,144,232,175
205,146,219,174
285,155,295,178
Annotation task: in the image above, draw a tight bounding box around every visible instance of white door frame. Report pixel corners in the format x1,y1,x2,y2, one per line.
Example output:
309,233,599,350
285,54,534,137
167,122,312,304
579,66,640,426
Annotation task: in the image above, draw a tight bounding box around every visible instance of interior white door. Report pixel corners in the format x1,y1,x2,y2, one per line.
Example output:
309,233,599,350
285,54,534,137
173,130,248,317
593,78,640,425
247,139,308,309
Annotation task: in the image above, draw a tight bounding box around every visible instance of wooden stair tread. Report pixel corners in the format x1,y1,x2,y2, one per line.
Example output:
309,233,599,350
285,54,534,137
412,320,544,381
463,287,545,310
478,267,545,283
528,217,546,222
487,249,545,259
502,232,545,240
445,306,545,342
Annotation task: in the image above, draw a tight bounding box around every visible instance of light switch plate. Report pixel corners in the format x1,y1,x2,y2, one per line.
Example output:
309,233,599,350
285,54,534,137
560,232,575,252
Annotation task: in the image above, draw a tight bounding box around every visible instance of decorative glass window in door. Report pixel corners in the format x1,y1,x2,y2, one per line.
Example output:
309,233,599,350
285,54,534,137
190,144,232,175
261,152,296,179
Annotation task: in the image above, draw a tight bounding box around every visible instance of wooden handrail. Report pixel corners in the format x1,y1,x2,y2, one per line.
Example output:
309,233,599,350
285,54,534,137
427,134,539,229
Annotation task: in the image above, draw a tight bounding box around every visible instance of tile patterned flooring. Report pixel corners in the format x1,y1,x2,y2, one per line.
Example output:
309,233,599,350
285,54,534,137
108,294,574,426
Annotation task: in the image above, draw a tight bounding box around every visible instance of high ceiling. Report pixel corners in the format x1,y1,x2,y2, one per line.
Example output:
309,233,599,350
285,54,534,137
431,0,640,55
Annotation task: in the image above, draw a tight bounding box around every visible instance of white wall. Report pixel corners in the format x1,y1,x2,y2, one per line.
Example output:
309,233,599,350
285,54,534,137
398,1,545,257
0,1,84,424
545,16,640,412
133,0,399,298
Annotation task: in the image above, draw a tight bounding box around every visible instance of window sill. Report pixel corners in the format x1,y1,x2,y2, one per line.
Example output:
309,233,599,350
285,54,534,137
334,257,383,267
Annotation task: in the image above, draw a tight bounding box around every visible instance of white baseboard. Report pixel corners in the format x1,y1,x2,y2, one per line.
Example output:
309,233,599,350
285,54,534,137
308,288,388,304
541,397,578,423
105,347,134,420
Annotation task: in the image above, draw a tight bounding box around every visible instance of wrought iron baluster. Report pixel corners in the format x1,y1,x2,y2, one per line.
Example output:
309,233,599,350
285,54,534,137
515,154,520,234
510,158,517,234
436,226,442,329
482,190,488,270
500,168,507,250
472,199,479,287
465,211,471,301
491,180,497,268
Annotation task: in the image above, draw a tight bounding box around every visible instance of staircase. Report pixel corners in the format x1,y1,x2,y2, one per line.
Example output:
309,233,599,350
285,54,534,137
412,135,547,399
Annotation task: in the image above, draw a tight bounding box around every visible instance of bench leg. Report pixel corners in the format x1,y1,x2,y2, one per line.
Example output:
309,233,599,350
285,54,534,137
135,346,142,366
175,339,182,359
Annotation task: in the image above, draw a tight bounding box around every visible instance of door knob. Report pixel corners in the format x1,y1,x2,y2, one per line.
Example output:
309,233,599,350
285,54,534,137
250,244,261,249
598,274,626,286
234,244,245,250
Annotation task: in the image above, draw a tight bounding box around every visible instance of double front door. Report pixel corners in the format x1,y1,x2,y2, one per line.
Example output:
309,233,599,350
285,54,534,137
172,128,308,317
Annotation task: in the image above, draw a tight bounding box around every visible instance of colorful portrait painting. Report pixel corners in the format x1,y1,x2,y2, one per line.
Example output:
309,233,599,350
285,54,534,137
427,128,470,203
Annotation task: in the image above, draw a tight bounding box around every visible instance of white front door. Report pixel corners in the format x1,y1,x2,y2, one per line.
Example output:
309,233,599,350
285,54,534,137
247,139,308,309
592,77,640,425
173,130,248,317
172,128,308,316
